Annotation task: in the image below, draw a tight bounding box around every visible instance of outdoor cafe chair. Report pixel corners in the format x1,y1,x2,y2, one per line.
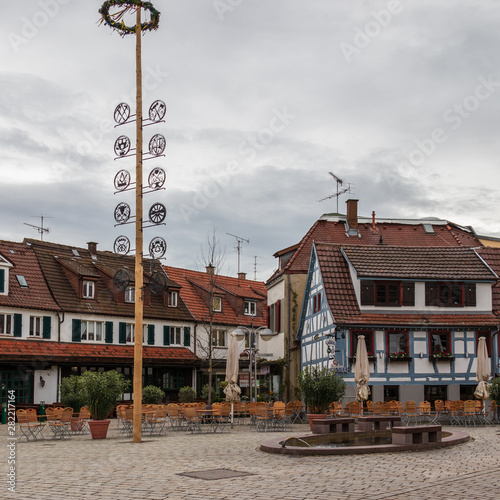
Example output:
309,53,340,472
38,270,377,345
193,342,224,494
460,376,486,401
373,401,383,416
272,402,292,431
449,401,464,426
430,400,444,425
47,407,72,439
365,400,374,414
380,402,391,416
17,409,45,441
462,400,477,427
402,401,418,426
255,403,273,432
72,406,91,434
166,403,184,431
328,401,342,416
418,401,432,424
184,405,203,434
149,404,168,435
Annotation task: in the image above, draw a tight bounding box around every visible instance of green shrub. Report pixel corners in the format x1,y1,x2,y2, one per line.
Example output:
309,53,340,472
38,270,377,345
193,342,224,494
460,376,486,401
142,385,165,404
490,377,500,403
178,386,197,403
298,366,346,414
59,375,86,411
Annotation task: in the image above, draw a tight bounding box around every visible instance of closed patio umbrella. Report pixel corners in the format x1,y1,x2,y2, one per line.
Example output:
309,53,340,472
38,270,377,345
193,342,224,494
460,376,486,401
474,336,490,404
354,335,370,403
224,331,241,426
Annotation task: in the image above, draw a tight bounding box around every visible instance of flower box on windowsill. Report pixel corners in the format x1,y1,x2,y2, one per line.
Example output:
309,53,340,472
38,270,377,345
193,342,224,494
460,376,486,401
431,355,454,361
349,356,376,363
388,355,412,362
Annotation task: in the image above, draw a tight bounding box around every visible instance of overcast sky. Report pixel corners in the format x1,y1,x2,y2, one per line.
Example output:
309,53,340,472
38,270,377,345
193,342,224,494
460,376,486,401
1,0,500,281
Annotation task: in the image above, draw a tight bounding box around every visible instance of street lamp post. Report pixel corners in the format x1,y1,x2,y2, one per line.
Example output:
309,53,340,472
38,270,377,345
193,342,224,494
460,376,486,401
234,318,274,402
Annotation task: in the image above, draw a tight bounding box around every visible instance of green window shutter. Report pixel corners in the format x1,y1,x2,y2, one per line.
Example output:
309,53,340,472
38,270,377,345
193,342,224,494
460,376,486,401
360,280,374,306
425,282,438,306
72,319,82,342
0,269,4,293
402,282,415,306
148,324,155,345
42,316,51,339
105,321,113,344
183,327,190,347
465,283,476,307
13,314,22,337
119,322,127,344
163,326,170,346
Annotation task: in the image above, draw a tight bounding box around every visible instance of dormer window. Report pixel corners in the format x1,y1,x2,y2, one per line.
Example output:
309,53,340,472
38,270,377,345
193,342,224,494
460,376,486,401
82,280,95,299
244,300,256,316
212,296,222,312
125,286,135,303
168,291,178,307
0,268,7,294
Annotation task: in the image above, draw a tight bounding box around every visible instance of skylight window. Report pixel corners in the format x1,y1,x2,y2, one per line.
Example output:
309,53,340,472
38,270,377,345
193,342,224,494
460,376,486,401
72,249,80,257
423,224,435,234
16,275,28,288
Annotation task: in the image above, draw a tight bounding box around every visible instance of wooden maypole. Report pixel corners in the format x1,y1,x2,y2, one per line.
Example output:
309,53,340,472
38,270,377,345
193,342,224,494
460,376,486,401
99,0,161,444
133,4,144,444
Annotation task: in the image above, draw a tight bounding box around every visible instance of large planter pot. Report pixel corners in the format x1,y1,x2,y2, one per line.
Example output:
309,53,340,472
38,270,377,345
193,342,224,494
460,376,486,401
88,419,111,439
307,413,326,431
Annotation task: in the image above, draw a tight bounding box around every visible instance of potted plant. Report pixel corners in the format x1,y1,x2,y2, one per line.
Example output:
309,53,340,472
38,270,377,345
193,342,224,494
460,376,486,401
298,367,346,430
80,370,129,439
178,386,197,403
142,385,165,404
59,375,87,431
490,377,500,421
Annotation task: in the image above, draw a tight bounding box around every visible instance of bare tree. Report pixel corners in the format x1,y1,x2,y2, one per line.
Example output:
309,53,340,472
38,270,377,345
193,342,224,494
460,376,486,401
196,229,226,404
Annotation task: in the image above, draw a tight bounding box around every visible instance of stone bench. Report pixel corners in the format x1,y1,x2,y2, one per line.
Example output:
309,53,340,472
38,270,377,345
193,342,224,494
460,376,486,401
312,417,355,435
357,416,401,432
392,425,442,445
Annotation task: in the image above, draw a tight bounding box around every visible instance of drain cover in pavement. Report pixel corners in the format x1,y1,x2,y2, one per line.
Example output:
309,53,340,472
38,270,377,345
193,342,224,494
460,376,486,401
178,468,254,481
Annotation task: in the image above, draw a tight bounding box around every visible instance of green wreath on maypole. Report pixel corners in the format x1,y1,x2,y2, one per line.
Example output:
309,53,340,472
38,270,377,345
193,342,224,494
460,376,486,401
99,0,160,36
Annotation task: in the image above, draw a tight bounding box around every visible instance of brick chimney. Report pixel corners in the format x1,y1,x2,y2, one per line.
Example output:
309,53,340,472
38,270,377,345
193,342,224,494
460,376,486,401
346,199,359,230
238,272,246,281
206,264,215,275
87,241,98,256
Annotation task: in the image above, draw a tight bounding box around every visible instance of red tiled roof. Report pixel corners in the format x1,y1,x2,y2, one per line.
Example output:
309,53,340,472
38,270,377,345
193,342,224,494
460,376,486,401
341,246,496,280
268,217,483,283
0,240,60,312
164,266,267,328
315,243,499,328
26,239,194,322
0,339,200,365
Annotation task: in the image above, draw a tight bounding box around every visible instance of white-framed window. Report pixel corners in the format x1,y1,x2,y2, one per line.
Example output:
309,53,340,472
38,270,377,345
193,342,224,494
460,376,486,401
168,291,178,307
170,326,182,345
212,329,226,347
29,316,42,337
125,286,135,303
83,280,95,299
212,296,222,312
81,321,104,342
126,323,148,343
0,267,8,295
244,301,257,316
0,313,12,335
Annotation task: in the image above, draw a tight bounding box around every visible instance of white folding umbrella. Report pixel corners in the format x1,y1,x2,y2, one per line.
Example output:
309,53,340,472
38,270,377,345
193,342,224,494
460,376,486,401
223,331,241,426
354,335,370,403
474,336,490,406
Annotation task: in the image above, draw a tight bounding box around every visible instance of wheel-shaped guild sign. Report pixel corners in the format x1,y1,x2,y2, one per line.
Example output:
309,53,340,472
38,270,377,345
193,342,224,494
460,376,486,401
113,269,130,292
114,170,131,191
114,235,131,255
149,203,166,224
114,102,130,124
149,271,167,295
114,135,131,157
149,236,167,258
148,167,165,189
149,100,166,122
149,134,166,156
114,202,131,224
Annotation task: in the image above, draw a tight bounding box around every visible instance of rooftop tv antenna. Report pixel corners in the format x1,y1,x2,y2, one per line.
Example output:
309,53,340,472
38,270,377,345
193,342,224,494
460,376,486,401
226,233,249,275
319,172,352,213
253,255,258,280
24,215,52,240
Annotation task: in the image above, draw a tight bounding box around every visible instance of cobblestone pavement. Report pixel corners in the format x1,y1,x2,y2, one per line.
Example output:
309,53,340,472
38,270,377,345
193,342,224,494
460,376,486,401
2,420,500,500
